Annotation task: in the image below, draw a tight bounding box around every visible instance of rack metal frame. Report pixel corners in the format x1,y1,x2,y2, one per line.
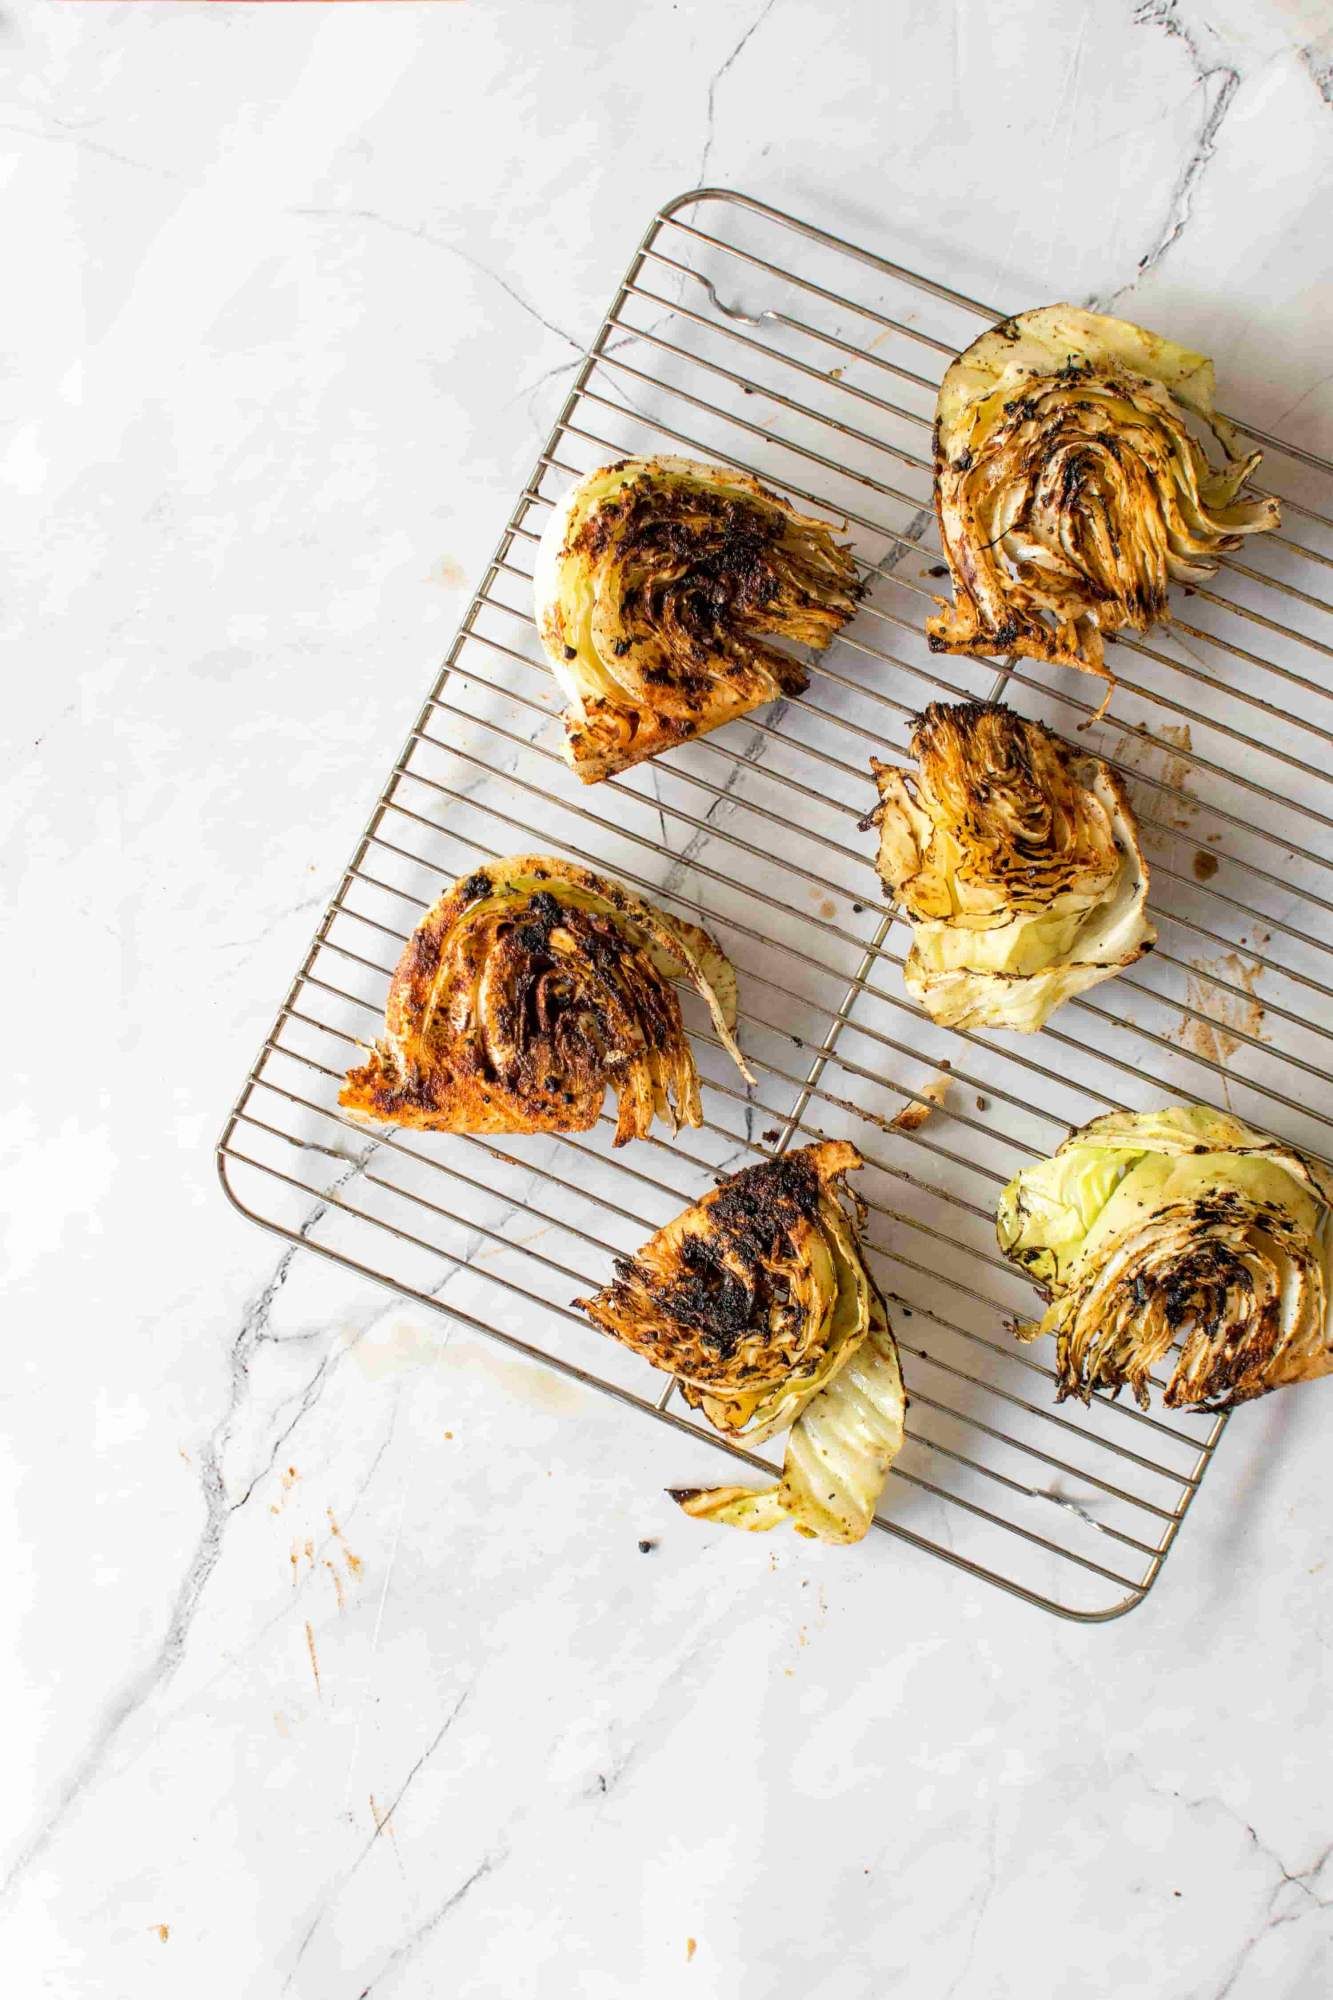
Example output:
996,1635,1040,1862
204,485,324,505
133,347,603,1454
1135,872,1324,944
218,189,1333,1621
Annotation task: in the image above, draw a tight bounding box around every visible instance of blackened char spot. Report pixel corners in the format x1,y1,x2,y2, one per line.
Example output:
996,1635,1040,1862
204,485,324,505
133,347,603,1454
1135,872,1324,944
667,1235,757,1352
621,1152,829,1362
513,889,565,957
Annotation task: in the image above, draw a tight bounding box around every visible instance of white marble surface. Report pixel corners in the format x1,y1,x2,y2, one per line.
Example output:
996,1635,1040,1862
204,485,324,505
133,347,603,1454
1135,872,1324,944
5,2,1333,1994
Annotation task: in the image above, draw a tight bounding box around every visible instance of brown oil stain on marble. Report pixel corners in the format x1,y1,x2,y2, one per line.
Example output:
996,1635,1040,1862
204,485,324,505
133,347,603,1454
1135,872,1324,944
370,1793,398,1842
149,1925,170,1944
290,1538,315,1588
351,1319,583,1413
327,1507,364,1578
1108,721,1196,829
432,556,467,588
1175,952,1265,1069
473,1220,554,1264
686,1938,698,1963
273,1711,291,1739
456,1346,586,1415
371,1323,583,1411
1148,723,1194,795
350,1318,443,1381
324,1559,346,1613
304,1620,322,1697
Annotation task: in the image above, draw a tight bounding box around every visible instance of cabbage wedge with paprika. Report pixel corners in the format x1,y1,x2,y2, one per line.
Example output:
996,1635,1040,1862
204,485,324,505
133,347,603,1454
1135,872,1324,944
341,856,750,1147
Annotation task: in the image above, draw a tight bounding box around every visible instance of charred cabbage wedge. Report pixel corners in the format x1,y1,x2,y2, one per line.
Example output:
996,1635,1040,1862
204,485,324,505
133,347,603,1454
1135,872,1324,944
341,856,750,1146
868,701,1154,1033
927,307,1280,709
577,1141,906,1543
997,1106,1333,1410
534,455,861,782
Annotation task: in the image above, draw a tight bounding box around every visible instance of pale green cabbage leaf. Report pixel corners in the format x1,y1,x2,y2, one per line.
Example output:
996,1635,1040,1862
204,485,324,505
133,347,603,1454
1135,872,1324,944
869,701,1154,1033
671,1284,906,1544
996,1105,1333,1410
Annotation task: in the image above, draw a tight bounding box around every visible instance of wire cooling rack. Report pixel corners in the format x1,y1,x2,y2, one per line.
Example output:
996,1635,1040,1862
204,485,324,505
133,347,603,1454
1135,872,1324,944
218,189,1333,1621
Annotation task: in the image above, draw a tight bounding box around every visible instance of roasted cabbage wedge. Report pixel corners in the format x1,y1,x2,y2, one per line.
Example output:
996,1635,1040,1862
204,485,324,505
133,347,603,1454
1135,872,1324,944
341,856,750,1147
576,1140,906,1543
534,455,860,782
927,306,1280,706
671,1289,906,1544
996,1106,1333,1411
868,701,1154,1033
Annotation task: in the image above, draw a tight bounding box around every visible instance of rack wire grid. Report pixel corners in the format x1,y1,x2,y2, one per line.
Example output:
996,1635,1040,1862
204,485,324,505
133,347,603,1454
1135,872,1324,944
218,189,1333,1622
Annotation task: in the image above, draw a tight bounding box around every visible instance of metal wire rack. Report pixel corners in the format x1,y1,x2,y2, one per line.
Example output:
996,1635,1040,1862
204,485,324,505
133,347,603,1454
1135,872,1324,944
218,189,1333,1621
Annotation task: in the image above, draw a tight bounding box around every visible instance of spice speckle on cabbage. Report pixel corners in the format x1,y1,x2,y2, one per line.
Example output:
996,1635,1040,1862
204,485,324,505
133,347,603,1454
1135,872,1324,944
927,307,1281,710
577,1141,906,1543
533,455,861,782
867,701,1155,1033
996,1106,1333,1410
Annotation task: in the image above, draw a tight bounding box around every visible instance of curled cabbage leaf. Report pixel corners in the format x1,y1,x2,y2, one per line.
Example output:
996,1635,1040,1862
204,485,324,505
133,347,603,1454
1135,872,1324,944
579,1139,906,1544
534,454,860,782
868,701,1155,1033
996,1105,1333,1410
671,1283,906,1544
341,855,751,1146
927,306,1281,703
